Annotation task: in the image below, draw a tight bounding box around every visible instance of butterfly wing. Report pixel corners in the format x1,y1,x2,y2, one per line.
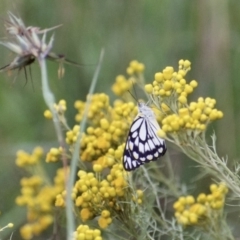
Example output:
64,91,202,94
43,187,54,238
123,115,166,171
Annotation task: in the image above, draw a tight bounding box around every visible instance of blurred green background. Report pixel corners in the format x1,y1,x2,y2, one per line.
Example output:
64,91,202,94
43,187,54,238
0,0,239,239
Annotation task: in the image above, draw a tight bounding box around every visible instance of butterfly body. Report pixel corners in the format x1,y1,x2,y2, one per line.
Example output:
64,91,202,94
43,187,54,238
123,102,166,171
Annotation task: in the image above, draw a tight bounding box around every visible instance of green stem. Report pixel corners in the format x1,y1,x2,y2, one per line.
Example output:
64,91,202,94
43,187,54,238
38,54,68,172
66,49,104,240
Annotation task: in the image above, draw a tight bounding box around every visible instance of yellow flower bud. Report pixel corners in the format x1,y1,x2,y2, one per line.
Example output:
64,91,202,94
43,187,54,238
219,182,228,194
184,85,193,94
93,164,103,172
217,111,224,118
192,109,201,120
80,208,92,221
155,72,164,82
199,124,206,131
182,210,190,217
178,197,186,205
93,229,101,237
95,237,103,240
136,63,145,72
130,60,138,69
178,216,188,225
209,109,218,120
163,67,174,79
178,70,186,77
200,114,207,122
126,67,134,75
98,217,109,229
186,195,195,204
170,121,180,131
179,79,186,85
188,214,198,224
43,110,53,119
163,80,172,91
210,184,218,193
165,90,171,96
144,84,153,94
178,108,189,117
100,118,109,130
211,200,224,209
183,60,191,68
162,124,169,132
190,80,198,88
212,191,223,200
157,129,166,138
176,73,182,80
178,59,184,65
206,194,213,202
159,89,166,96
178,96,187,104
173,201,182,210
101,210,110,218
197,193,206,203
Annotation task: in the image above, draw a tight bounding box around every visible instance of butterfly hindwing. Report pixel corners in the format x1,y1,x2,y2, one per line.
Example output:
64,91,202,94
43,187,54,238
123,116,144,171
123,109,167,171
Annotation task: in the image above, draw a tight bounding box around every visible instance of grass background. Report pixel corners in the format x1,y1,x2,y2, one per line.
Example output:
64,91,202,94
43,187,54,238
0,0,239,239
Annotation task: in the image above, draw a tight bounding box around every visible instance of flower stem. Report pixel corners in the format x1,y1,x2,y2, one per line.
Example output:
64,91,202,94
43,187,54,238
66,49,104,239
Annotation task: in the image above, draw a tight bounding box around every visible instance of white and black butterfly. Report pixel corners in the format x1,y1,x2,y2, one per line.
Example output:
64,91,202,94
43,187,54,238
123,102,167,171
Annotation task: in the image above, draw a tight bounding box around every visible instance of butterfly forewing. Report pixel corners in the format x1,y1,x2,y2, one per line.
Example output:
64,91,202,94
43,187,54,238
123,103,167,171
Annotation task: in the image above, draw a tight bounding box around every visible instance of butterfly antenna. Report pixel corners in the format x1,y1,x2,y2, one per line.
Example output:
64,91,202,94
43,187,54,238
132,80,139,102
127,90,137,103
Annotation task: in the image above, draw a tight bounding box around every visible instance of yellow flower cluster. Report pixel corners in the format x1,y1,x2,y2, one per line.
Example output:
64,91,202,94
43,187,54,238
66,125,80,145
44,99,67,119
173,183,228,226
98,210,112,229
20,215,53,240
159,97,223,134
111,75,133,96
74,94,109,124
144,60,193,97
15,59,227,239
81,125,125,161
15,175,55,239
35,87,144,234
55,162,143,230
16,147,44,167
66,97,137,163
112,61,145,96
15,148,66,239
126,60,145,75
113,101,137,122
74,165,126,228
74,225,103,240
46,147,62,162
93,143,125,169
144,59,223,135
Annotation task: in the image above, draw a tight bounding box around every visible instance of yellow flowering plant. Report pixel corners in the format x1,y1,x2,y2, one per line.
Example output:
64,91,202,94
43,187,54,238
1,12,239,240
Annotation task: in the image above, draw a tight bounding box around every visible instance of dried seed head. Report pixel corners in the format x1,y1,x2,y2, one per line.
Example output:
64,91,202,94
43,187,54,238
0,12,82,78
0,12,60,72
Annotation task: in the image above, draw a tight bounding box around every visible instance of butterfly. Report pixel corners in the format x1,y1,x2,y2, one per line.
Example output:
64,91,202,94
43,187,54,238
123,102,167,171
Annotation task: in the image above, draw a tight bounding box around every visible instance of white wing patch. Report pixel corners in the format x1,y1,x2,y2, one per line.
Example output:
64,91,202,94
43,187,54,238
123,103,167,171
